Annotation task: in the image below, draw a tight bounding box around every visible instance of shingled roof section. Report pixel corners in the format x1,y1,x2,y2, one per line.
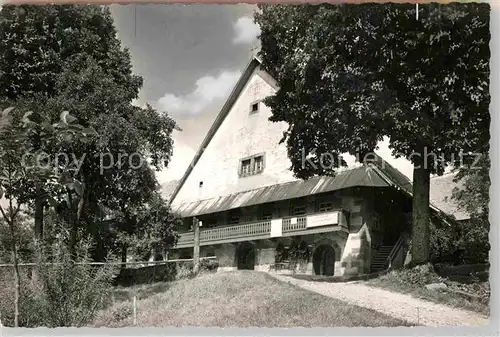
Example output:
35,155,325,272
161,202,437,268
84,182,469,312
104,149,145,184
171,165,391,218
430,173,470,221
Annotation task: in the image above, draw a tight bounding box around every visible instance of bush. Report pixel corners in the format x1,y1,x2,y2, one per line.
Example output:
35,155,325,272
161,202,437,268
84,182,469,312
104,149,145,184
19,238,119,327
113,259,219,287
174,259,218,280
175,263,195,280
111,301,133,321
200,258,219,272
429,215,489,265
114,263,178,286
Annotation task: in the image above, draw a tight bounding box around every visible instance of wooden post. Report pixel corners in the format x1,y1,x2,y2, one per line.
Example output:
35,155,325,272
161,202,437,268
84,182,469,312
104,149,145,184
133,295,137,325
193,217,200,275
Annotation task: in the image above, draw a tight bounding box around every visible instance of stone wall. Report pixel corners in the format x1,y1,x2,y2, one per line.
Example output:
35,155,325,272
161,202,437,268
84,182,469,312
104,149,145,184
339,193,375,276
214,244,236,271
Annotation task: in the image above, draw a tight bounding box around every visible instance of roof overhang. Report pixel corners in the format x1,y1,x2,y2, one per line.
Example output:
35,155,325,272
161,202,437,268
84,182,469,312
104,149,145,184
172,165,390,218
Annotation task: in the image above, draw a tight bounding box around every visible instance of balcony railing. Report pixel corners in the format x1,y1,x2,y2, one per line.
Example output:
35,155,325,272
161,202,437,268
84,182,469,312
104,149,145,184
282,217,307,232
175,210,348,248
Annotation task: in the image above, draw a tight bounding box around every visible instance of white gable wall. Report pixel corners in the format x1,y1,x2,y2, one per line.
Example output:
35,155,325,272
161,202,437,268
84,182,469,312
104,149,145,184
173,67,297,205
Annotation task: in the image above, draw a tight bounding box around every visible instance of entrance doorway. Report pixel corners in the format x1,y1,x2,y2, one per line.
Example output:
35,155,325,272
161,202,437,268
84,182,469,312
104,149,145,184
313,245,336,276
236,242,256,270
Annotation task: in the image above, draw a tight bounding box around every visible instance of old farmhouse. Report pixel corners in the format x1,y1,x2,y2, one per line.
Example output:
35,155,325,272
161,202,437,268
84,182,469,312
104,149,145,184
165,56,457,277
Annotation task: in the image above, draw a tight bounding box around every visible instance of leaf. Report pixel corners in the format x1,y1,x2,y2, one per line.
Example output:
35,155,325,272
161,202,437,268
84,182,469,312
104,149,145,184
21,111,34,123
42,121,55,134
66,114,78,124
47,196,59,208
0,186,4,199
2,107,14,118
82,127,98,137
60,111,69,124
63,132,73,142
73,180,83,196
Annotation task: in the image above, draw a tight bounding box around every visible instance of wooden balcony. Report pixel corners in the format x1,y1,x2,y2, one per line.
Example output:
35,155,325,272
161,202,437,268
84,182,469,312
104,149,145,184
175,210,349,249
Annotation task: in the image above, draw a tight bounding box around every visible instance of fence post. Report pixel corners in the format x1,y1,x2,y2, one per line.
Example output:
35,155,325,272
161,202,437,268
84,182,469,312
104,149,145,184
193,217,200,275
133,296,137,326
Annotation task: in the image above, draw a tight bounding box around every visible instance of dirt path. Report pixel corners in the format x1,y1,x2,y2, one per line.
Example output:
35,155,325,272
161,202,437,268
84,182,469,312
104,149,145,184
271,274,489,327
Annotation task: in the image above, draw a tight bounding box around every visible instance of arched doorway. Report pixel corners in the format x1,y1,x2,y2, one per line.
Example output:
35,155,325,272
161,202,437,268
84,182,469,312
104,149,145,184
313,244,336,276
236,242,256,270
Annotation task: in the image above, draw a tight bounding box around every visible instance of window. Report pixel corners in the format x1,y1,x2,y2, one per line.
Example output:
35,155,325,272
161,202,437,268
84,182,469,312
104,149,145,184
254,155,264,173
229,215,240,225
241,159,251,176
258,205,273,221
200,214,218,228
292,205,306,216
250,101,260,114
228,210,241,225
318,202,334,213
239,154,265,177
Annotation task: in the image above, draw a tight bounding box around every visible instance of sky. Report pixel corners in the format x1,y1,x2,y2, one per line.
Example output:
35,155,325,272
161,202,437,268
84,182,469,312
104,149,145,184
109,5,415,185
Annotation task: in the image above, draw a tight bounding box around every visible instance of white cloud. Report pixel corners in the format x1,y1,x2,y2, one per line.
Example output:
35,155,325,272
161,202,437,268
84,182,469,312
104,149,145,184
157,70,241,116
131,98,146,108
232,16,261,45
156,136,196,183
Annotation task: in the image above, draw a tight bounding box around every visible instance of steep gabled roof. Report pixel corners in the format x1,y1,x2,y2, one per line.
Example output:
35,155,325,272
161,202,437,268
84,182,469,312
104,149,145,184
168,56,268,205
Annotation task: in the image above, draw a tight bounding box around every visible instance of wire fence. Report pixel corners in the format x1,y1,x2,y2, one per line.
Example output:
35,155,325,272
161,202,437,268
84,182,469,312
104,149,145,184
0,257,219,287
0,257,217,268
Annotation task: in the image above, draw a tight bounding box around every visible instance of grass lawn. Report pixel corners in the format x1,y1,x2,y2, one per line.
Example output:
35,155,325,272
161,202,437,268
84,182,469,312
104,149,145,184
94,270,412,327
366,266,490,316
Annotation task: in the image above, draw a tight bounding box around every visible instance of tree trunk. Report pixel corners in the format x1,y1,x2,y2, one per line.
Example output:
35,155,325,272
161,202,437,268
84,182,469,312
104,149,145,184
11,245,21,328
34,185,44,239
192,217,200,275
68,192,78,260
32,183,44,285
2,198,22,327
69,186,85,259
411,153,431,265
7,216,21,328
121,244,127,270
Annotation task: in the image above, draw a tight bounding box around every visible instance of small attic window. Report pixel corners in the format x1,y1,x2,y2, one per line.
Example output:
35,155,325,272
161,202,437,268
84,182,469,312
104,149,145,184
250,101,260,114
240,159,252,176
253,155,264,173
239,154,266,177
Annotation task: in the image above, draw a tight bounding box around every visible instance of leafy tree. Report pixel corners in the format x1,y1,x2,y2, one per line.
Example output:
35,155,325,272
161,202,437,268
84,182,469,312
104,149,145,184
0,106,91,325
255,3,490,264
113,193,180,263
0,5,179,257
450,153,490,263
1,106,53,327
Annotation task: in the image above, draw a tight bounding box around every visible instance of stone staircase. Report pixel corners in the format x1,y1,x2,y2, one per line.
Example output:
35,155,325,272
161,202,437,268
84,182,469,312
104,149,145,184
370,245,394,273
